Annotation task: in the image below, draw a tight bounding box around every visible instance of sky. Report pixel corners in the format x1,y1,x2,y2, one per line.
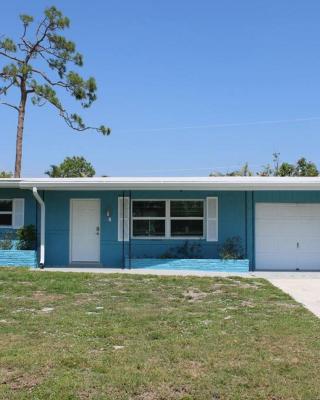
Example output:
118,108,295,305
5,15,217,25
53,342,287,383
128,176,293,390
1,0,320,177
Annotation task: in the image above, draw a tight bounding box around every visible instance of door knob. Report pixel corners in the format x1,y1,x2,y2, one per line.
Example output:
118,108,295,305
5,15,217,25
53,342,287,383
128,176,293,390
297,242,299,248
96,226,100,235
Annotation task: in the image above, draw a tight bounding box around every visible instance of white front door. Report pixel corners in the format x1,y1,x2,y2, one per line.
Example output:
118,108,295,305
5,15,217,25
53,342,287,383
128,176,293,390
70,199,100,263
255,203,320,270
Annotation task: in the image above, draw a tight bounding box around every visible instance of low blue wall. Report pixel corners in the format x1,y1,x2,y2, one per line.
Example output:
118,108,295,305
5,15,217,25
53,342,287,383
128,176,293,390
0,250,38,268
125,258,249,272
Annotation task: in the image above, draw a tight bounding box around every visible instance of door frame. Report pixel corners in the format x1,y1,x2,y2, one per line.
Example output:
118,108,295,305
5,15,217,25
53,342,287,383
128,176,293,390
69,198,101,265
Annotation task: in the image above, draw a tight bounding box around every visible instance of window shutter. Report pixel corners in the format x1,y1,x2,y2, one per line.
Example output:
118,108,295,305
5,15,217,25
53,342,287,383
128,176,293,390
118,197,129,241
206,197,218,241
12,198,25,229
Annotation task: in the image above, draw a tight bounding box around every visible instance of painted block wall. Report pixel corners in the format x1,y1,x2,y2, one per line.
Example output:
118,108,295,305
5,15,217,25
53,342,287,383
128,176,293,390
0,250,37,268
44,190,247,267
0,189,37,237
3,187,320,269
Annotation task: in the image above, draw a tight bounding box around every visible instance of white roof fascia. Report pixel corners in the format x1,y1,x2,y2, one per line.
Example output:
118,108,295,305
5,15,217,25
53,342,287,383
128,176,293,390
3,176,320,191
0,179,21,188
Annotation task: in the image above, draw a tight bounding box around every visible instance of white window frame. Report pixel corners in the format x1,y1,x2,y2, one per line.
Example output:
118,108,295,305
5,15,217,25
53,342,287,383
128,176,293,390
131,200,167,239
0,199,13,228
169,200,205,239
131,199,205,240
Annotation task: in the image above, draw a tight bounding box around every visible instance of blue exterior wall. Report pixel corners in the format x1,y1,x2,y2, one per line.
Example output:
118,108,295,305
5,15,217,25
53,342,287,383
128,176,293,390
0,250,37,268
3,187,320,269
44,190,247,267
0,188,37,237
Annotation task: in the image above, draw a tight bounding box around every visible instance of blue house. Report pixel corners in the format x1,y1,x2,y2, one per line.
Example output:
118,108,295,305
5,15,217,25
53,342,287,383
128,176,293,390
1,176,320,271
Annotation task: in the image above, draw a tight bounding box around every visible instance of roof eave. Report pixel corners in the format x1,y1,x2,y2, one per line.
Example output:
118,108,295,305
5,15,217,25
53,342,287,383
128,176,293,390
17,182,320,191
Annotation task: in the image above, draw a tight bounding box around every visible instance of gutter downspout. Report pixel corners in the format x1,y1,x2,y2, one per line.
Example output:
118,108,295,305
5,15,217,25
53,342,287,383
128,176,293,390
32,187,45,268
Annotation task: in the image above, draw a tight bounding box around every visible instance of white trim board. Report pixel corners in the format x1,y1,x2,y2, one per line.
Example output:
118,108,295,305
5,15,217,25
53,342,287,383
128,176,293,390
2,176,320,191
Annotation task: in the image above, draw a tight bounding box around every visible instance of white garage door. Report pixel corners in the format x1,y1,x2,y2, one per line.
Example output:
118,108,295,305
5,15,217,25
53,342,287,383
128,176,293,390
255,203,320,271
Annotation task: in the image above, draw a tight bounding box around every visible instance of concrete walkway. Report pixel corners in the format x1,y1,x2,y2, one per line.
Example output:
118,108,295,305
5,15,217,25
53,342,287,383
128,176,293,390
39,268,320,318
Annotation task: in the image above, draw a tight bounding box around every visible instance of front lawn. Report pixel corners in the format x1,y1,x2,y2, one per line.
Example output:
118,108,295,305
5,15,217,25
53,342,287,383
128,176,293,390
0,268,319,400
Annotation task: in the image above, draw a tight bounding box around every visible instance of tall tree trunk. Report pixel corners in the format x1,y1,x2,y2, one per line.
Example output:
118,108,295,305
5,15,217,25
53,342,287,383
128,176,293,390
14,87,27,178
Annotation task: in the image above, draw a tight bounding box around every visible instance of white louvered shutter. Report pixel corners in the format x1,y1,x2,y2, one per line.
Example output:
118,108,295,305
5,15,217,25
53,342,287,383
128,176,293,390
206,197,218,241
118,197,129,241
12,198,25,229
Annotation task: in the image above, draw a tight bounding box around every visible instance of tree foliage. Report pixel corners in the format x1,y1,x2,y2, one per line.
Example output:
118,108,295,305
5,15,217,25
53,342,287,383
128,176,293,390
210,162,253,177
0,171,13,178
0,6,110,177
209,154,319,177
45,156,95,177
259,153,319,177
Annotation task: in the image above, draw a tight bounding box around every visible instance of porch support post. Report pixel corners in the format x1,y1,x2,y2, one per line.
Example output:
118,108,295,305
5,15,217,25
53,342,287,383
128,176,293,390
32,187,45,267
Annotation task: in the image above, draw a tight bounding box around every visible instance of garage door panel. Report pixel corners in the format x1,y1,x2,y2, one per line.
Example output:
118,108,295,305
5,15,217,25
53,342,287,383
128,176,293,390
297,204,320,217
255,221,298,237
255,203,320,271
297,220,320,236
299,239,320,251
256,253,297,270
256,204,297,218
255,237,296,253
297,254,320,270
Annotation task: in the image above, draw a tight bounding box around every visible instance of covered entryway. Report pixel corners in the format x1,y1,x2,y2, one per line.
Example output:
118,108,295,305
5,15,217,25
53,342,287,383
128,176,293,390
255,203,320,271
70,199,101,264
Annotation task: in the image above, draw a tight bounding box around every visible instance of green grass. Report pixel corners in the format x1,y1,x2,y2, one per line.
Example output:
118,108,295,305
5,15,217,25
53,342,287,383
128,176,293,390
0,268,320,400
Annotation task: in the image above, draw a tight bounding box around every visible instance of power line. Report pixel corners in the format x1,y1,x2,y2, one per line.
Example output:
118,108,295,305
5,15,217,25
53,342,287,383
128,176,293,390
113,163,264,174
118,116,320,133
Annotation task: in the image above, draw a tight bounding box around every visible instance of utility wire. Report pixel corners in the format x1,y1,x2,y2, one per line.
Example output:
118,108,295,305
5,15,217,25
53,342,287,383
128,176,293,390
118,116,320,133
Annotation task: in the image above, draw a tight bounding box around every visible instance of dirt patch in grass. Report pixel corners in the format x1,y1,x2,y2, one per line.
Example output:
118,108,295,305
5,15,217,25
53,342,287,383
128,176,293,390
135,383,191,400
183,289,207,302
240,300,255,308
72,293,99,306
273,301,301,309
18,281,34,286
183,360,204,378
0,366,50,391
32,291,65,303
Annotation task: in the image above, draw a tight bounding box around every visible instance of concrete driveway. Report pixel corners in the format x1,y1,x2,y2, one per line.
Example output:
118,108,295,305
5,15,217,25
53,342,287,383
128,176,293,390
263,273,320,318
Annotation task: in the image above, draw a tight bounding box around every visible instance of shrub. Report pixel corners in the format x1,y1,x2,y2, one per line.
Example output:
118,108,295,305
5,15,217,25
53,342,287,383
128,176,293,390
0,232,15,250
16,225,37,250
160,241,203,259
218,236,244,260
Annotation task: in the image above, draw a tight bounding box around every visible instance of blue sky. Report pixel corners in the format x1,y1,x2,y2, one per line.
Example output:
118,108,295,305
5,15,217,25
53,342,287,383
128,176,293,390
1,0,320,176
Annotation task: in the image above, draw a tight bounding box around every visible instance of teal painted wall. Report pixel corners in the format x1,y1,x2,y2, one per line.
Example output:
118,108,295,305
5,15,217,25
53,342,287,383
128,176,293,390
0,250,37,267
3,187,320,269
254,190,320,203
44,190,247,267
0,188,37,237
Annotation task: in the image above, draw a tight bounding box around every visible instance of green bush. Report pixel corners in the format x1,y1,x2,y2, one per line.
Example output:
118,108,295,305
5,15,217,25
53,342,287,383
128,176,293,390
0,232,15,250
160,241,202,259
16,225,37,250
218,236,244,260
